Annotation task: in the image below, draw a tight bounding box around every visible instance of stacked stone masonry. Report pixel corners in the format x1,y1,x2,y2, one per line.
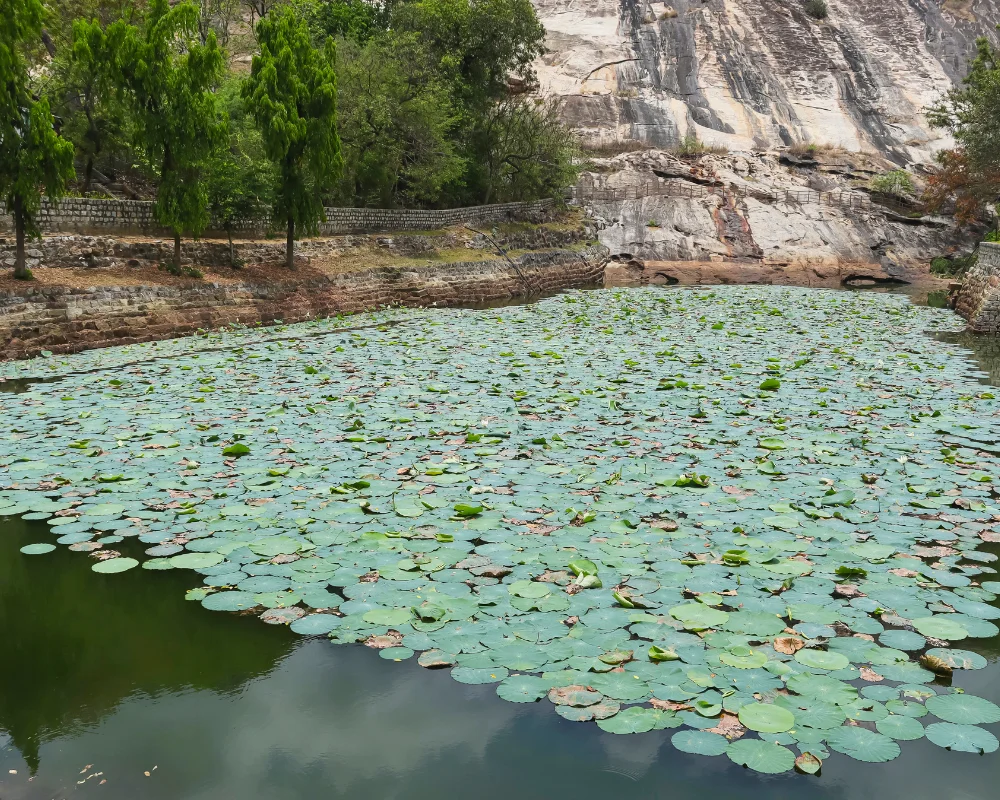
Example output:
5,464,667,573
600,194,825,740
0,246,607,359
0,197,554,237
955,242,1000,333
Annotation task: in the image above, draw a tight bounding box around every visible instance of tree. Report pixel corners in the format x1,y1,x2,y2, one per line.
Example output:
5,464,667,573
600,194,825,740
109,0,226,267
394,0,545,115
0,0,76,279
475,97,579,204
291,0,392,45
243,7,342,269
928,35,1000,222
207,79,276,265
336,32,464,207
45,17,127,195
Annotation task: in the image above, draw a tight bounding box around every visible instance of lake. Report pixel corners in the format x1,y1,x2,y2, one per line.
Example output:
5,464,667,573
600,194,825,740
1,286,998,799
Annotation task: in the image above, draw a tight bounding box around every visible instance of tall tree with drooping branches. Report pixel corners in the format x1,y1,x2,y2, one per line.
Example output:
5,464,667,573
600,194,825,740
108,0,226,267
243,6,342,269
0,0,76,279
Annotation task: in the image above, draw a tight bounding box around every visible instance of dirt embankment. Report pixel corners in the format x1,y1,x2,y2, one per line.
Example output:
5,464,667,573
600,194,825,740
0,217,606,359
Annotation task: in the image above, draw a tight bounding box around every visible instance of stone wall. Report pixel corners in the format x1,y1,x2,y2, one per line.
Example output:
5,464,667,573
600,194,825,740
0,197,555,237
955,243,1000,333
0,246,607,359
0,224,591,271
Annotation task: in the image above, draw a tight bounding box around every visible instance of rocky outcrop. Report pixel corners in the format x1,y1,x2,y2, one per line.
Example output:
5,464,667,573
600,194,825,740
537,1,997,269
577,148,981,274
536,0,1000,160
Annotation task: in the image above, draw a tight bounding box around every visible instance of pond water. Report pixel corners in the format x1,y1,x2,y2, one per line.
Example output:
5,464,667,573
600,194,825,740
1,285,999,799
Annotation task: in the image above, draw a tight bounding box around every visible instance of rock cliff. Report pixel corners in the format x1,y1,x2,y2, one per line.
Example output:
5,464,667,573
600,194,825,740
536,0,999,269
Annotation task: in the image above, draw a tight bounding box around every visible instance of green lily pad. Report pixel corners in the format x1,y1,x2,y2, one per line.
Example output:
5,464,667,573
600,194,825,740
91,557,139,574
826,727,901,762
738,702,796,734
925,723,999,754
20,543,56,555
727,739,795,773
925,693,1000,725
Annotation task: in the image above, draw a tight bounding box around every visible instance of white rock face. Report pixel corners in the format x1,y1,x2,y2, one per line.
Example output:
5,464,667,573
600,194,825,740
577,149,979,270
535,0,1000,160
534,0,999,266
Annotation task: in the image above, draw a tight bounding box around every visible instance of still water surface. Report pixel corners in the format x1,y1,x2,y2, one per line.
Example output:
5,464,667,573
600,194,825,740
1,290,999,799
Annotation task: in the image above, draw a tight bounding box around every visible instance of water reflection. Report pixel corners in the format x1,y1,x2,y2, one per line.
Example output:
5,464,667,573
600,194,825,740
0,510,998,799
3,289,1000,798
0,519,293,773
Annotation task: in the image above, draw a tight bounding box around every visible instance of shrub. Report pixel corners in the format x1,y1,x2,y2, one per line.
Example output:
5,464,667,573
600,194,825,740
805,0,828,19
870,169,917,199
674,133,729,158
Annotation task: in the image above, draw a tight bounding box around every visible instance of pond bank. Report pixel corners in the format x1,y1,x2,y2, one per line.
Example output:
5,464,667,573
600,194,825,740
0,246,607,359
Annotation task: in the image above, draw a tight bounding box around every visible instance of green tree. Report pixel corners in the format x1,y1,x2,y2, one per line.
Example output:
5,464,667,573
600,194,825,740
44,17,128,195
291,0,391,44
394,0,545,114
109,0,226,267
207,79,276,265
0,0,75,279
336,32,464,207
243,6,342,269
474,98,579,204
928,35,1000,221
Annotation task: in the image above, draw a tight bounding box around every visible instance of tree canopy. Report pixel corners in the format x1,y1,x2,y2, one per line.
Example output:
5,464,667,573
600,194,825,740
243,5,343,268
1,0,75,278
928,36,1000,222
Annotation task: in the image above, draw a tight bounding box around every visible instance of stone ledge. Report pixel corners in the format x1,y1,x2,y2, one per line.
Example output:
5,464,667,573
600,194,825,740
0,246,607,359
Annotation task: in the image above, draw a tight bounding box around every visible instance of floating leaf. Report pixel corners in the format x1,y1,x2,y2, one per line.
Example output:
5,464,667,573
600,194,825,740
738,703,795,734
727,739,795,774
925,723,999,754
91,557,139,574
926,693,1000,725
826,727,901,762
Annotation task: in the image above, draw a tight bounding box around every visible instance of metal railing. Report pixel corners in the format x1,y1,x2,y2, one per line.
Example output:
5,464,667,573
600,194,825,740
569,179,874,211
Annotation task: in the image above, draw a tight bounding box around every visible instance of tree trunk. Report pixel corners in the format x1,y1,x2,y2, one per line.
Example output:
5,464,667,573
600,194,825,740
83,156,94,195
286,216,295,270
173,232,181,271
13,196,29,280
227,228,236,267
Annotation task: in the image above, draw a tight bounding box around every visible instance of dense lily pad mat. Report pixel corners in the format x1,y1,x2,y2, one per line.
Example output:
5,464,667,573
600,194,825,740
2,286,999,775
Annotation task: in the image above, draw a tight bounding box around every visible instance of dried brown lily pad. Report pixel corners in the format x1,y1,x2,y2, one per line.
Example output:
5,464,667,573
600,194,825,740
774,635,805,655
547,685,603,707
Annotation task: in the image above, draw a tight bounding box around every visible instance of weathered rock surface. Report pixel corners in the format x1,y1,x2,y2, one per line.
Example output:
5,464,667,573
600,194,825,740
536,0,997,269
535,0,1000,160
577,148,981,274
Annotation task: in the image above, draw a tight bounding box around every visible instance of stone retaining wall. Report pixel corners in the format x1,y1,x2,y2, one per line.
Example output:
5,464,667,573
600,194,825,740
955,242,1000,333
1,224,590,272
0,197,554,237
0,246,607,359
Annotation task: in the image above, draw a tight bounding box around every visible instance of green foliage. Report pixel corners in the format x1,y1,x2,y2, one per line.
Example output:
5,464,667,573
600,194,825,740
291,0,390,44
928,36,1000,218
870,169,916,199
930,252,977,277
336,32,464,207
0,0,76,278
243,6,343,267
473,98,580,204
395,0,545,114
44,16,130,194
805,0,828,19
207,78,276,259
108,0,226,255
